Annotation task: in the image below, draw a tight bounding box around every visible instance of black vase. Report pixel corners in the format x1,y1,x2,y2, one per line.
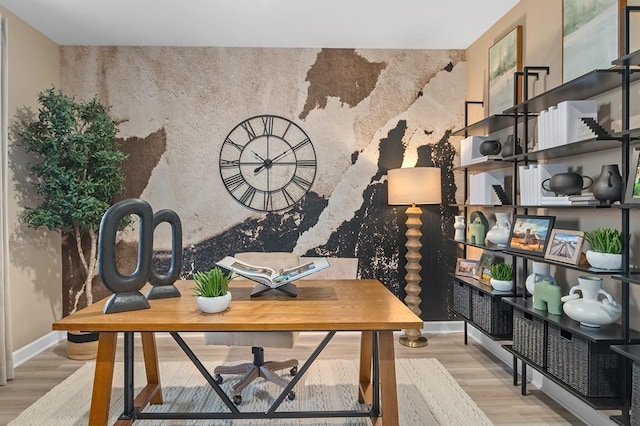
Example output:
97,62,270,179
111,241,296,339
501,135,522,157
479,139,501,156
593,164,623,204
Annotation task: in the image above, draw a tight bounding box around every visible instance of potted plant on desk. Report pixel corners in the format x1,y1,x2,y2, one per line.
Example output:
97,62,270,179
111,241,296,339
583,228,623,270
193,267,234,313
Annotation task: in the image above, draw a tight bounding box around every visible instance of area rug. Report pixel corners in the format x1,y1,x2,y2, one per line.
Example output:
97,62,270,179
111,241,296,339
9,358,491,425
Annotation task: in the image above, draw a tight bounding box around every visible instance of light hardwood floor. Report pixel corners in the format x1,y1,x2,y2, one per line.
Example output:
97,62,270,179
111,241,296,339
0,331,585,425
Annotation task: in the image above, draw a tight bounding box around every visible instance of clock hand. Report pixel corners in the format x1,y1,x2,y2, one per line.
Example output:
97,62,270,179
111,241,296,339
251,150,266,162
253,148,292,174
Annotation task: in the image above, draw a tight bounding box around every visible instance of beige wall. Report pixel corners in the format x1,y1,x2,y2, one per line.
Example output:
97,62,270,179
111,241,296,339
1,7,61,350
464,0,640,329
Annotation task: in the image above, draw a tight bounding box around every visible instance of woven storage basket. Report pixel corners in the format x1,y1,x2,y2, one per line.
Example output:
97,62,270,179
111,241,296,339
632,362,640,425
452,280,471,319
471,287,513,336
513,309,545,366
547,323,622,397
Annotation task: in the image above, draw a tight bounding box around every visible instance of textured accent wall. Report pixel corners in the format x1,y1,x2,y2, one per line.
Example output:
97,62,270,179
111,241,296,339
60,46,465,320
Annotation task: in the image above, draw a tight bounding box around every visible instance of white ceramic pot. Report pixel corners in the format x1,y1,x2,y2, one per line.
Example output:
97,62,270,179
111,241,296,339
490,278,513,292
453,215,466,241
585,250,622,270
486,212,511,247
560,276,622,327
525,261,555,295
196,292,232,313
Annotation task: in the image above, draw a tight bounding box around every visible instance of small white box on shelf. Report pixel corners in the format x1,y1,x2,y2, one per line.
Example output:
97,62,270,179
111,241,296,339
469,171,504,205
460,136,500,166
556,100,597,144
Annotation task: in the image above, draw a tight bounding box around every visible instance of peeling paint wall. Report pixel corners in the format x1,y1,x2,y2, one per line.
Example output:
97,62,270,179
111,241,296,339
60,46,465,320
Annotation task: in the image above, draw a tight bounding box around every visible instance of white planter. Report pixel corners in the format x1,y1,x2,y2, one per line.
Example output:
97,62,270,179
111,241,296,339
490,278,513,292
196,292,232,313
585,250,622,270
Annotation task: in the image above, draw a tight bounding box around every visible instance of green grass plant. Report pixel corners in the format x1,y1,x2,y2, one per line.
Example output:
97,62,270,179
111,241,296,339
192,267,234,297
583,228,623,254
489,262,513,281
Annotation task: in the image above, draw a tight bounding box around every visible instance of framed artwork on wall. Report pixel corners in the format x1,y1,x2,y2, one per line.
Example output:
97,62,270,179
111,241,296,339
562,0,626,82
624,146,640,204
544,229,585,265
507,215,556,256
488,25,523,116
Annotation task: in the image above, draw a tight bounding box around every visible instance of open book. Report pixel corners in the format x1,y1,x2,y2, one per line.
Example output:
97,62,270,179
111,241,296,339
215,256,330,289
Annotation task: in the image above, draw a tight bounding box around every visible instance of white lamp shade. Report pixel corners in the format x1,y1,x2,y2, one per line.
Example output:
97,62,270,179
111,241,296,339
387,167,441,205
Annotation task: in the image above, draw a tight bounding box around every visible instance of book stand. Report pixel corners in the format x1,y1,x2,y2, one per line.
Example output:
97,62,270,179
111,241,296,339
250,282,298,298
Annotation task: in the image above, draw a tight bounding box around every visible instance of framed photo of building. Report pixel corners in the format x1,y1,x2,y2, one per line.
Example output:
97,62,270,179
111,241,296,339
562,0,626,82
507,215,556,256
455,258,479,277
624,146,640,204
544,229,585,265
488,26,522,115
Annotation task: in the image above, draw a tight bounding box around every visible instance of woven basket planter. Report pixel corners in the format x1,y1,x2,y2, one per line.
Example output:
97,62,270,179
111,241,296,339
513,309,545,366
547,324,622,397
471,288,512,337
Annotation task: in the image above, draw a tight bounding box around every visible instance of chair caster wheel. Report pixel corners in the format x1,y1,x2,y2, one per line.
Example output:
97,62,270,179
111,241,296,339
214,374,223,385
290,366,298,376
233,394,242,405
287,391,295,401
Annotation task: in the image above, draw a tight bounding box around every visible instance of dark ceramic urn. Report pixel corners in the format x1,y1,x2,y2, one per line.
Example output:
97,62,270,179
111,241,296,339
542,172,593,196
592,164,623,204
479,139,501,156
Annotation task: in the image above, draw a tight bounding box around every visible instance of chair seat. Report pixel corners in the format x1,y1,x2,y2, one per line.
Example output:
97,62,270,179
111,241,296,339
203,331,299,348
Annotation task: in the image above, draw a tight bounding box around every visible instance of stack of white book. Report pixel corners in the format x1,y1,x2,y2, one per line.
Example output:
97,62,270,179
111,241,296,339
537,100,597,150
518,163,568,206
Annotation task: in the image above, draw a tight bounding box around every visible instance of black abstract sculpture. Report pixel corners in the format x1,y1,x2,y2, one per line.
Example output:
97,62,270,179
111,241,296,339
146,209,183,299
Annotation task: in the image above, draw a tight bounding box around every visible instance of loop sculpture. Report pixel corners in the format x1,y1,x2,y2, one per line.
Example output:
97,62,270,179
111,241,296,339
147,209,183,299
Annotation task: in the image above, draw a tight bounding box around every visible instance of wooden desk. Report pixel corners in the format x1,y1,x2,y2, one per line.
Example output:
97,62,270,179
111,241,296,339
53,279,422,425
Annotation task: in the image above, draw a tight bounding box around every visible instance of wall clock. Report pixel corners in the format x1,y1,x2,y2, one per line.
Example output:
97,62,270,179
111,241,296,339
219,115,317,212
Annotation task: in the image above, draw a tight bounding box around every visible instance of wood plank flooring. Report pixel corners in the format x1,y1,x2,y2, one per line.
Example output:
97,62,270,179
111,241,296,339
0,331,585,425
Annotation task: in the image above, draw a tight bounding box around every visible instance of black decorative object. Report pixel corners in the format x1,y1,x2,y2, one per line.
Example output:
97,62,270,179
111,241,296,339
580,117,611,139
541,172,592,196
501,135,522,157
147,209,183,300
219,115,317,212
98,199,154,314
479,139,501,156
492,184,511,205
593,164,623,204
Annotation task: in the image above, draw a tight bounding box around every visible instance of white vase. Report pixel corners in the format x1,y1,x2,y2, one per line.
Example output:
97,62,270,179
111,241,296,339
561,276,621,327
490,278,513,292
525,261,555,295
197,292,232,313
585,250,622,270
486,212,511,247
454,215,466,241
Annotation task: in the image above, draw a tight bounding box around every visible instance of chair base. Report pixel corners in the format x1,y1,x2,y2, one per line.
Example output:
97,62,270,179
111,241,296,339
213,346,298,399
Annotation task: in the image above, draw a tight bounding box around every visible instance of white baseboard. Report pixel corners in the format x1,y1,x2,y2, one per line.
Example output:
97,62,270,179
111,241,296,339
13,331,66,367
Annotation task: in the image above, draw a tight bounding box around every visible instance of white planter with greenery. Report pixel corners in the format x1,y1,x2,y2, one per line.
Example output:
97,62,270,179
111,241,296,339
489,262,513,292
193,267,234,313
584,228,623,270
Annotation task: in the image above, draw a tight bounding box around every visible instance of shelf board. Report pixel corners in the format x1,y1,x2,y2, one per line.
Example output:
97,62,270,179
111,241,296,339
449,204,513,209
452,114,519,137
503,344,626,410
450,239,506,252
454,158,514,171
502,250,623,274
612,274,640,285
612,48,640,66
610,414,630,426
504,69,640,114
610,344,640,363
502,297,640,342
510,138,621,162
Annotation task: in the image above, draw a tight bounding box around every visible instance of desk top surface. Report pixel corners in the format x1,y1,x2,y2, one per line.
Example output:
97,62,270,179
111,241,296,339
53,279,422,332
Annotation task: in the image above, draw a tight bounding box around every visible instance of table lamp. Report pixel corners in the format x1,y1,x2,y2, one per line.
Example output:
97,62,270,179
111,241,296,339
388,167,442,348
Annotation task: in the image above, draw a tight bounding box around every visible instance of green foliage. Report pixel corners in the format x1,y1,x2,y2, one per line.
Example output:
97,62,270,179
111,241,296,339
192,267,234,297
17,87,126,236
489,262,513,281
584,228,623,254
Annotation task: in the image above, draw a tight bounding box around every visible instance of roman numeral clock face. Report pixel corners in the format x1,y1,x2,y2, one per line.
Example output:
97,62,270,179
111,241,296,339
219,115,317,212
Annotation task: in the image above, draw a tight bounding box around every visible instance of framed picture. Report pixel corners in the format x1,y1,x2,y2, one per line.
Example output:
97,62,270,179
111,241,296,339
474,253,495,283
544,229,585,265
562,0,626,82
455,258,479,277
624,146,640,204
488,26,522,115
507,215,556,256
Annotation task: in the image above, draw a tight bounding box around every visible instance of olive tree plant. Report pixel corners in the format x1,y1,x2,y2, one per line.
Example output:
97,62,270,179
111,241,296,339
17,87,126,313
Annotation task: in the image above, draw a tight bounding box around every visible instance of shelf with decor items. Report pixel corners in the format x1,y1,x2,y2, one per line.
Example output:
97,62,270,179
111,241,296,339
449,273,516,344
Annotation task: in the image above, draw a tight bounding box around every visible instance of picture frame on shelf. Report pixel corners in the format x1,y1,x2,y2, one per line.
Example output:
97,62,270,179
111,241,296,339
455,258,479,277
474,253,495,283
562,0,626,82
488,25,522,116
544,229,585,265
624,146,640,204
507,215,556,256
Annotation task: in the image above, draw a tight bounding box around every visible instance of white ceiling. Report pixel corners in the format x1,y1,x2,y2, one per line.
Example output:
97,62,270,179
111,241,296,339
0,0,519,49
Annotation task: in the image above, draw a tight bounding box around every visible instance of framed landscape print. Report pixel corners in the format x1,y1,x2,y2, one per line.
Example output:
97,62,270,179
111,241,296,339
544,229,585,265
474,253,495,283
488,26,522,115
507,215,556,256
563,0,626,82
455,258,478,277
624,146,640,204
